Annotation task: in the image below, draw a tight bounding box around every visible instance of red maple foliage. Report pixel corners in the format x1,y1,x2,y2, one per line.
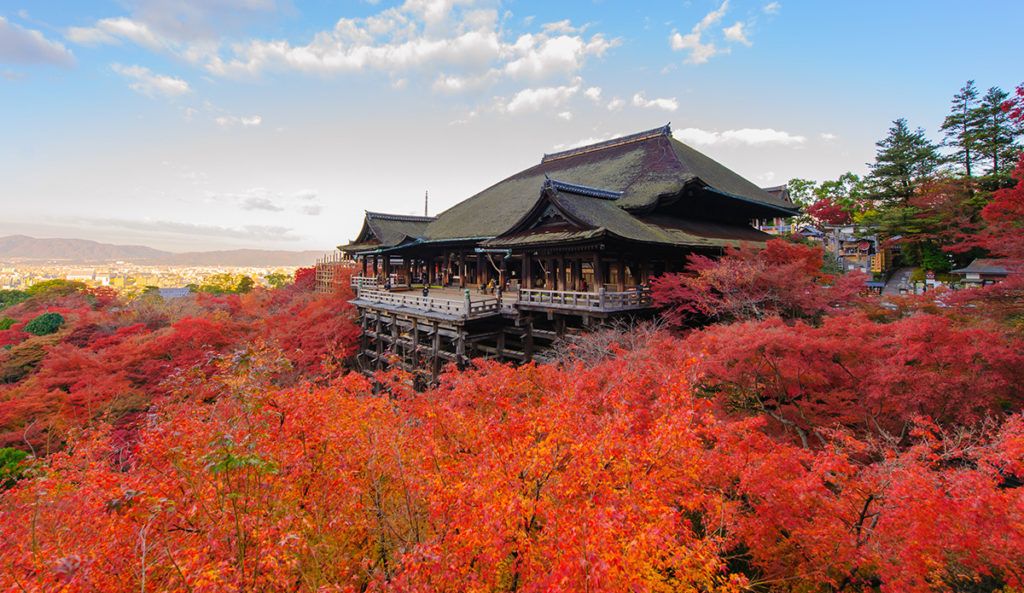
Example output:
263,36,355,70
650,239,865,325
806,196,853,225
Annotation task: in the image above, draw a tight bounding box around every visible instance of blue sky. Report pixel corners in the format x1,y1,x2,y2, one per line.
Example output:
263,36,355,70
1,0,1021,251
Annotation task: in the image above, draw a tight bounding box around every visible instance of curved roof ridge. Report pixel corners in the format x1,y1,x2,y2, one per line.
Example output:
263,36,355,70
546,178,623,200
541,124,671,163
365,211,437,222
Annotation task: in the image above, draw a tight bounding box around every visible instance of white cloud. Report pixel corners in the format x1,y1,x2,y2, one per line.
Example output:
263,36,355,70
670,30,723,64
674,127,806,146
763,2,781,15
670,1,755,64
503,33,615,80
112,63,191,97
215,114,262,127
606,97,625,111
431,71,495,93
540,20,579,35
821,132,837,141
196,3,615,100
68,17,167,51
583,86,602,103
723,22,751,46
632,91,678,112
669,0,729,64
502,83,580,114
557,111,573,120
0,16,76,69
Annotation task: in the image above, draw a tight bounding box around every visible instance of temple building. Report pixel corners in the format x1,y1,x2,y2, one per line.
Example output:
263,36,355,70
335,124,798,381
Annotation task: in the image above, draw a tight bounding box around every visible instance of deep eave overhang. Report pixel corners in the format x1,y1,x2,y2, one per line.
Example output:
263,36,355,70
349,236,495,257
703,186,801,218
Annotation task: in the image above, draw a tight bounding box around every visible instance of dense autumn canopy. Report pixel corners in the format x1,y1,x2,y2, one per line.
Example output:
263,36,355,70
2,84,1024,593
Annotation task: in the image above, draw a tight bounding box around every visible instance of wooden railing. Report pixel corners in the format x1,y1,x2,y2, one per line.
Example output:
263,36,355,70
351,276,380,289
351,276,410,291
355,288,500,318
517,287,652,311
354,286,652,317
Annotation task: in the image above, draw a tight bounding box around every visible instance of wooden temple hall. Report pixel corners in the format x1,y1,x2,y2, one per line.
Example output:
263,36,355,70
337,125,798,381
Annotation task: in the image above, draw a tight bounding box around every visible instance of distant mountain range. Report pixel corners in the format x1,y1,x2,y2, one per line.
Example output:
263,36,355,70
0,235,328,267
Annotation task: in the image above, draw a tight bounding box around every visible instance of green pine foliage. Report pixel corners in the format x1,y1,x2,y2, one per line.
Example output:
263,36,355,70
23,312,65,336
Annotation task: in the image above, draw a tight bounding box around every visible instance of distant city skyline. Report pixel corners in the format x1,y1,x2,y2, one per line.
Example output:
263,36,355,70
2,0,1021,251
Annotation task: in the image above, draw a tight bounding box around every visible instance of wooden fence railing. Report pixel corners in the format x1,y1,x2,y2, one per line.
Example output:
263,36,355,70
517,287,652,311
355,288,500,318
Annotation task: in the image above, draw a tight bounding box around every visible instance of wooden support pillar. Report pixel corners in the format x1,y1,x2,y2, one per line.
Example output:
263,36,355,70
456,330,466,369
359,311,368,367
616,260,625,292
523,254,532,290
431,321,441,383
411,318,419,368
362,257,367,277
374,312,383,371
593,253,604,288
523,316,534,362
458,252,466,289
391,315,399,357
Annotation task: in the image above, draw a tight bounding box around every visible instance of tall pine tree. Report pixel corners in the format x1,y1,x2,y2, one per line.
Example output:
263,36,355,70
869,118,941,204
974,86,1022,180
940,80,983,179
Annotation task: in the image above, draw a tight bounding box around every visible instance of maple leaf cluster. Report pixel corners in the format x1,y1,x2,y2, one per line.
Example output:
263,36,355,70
0,267,359,452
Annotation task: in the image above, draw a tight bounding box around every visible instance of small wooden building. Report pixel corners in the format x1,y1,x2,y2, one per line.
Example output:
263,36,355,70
338,125,798,380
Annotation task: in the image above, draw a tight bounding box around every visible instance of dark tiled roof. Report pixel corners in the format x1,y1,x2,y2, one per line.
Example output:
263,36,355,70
423,125,795,242
483,183,772,250
951,258,1013,275
341,211,436,252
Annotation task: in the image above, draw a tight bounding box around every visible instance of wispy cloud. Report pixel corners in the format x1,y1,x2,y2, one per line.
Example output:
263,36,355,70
723,22,751,46
669,0,730,64
68,17,166,51
632,91,678,112
113,64,191,97
0,16,76,69
674,127,806,146
763,2,781,15
215,114,262,127
498,83,580,114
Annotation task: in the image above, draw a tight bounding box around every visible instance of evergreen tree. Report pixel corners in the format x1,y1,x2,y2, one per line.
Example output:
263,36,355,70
869,118,941,204
974,86,1022,179
940,80,983,179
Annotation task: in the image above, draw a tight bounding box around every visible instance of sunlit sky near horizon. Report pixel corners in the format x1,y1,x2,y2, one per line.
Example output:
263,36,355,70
2,0,1021,252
